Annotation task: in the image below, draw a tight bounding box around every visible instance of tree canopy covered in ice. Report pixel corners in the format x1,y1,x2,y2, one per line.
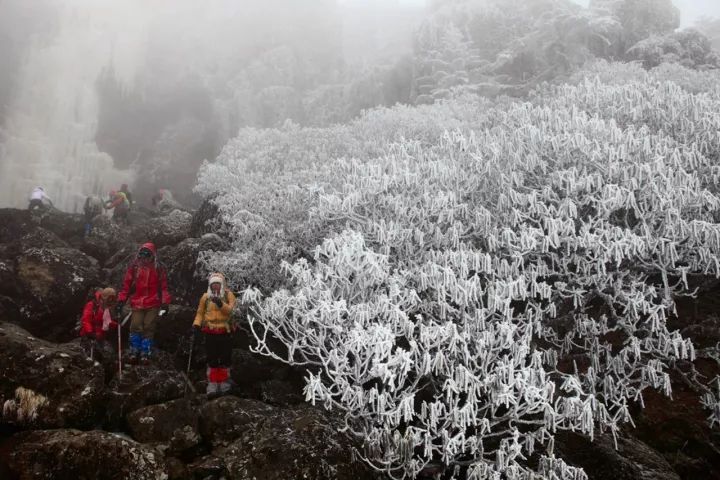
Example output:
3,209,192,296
197,61,720,478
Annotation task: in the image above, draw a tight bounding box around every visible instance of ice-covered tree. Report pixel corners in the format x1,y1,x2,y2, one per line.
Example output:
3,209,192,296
199,63,720,478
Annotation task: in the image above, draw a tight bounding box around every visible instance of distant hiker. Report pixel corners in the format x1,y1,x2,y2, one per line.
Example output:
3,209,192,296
83,195,104,236
151,189,167,207
117,242,171,365
192,272,237,397
120,183,133,209
79,287,118,358
28,186,53,212
105,190,130,225
151,188,178,214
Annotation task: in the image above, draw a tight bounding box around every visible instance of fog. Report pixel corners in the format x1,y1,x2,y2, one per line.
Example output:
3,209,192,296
570,0,720,25
1,0,719,211
0,0,423,210
674,0,720,26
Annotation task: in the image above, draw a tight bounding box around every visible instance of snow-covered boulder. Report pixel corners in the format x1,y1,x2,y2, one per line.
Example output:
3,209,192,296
0,322,105,430
104,350,185,430
0,429,167,480
11,246,101,341
212,402,379,480
143,209,192,249
127,398,202,456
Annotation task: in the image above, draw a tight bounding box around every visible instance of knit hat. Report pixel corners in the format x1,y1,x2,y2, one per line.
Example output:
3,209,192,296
101,287,117,304
207,272,225,295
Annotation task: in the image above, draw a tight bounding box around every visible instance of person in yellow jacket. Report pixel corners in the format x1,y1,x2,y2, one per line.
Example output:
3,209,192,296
192,272,237,396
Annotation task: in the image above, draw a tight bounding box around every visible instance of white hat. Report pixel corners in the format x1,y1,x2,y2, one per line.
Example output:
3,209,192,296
207,272,225,295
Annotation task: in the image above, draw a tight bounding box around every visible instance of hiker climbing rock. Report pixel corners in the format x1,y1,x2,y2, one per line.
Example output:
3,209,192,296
28,186,53,212
151,188,167,207
79,287,118,359
192,272,237,397
151,188,179,214
105,190,130,225
119,183,133,209
117,242,171,365
83,195,104,236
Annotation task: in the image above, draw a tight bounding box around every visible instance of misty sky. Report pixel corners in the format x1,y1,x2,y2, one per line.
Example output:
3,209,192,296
343,0,720,27
571,0,720,26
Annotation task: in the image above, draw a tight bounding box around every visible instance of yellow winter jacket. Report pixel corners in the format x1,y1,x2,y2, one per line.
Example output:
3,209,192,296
193,290,237,332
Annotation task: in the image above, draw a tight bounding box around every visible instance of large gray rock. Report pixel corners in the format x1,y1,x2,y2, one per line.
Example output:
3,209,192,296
0,223,103,341
153,305,195,352
36,209,85,242
127,398,201,456
633,385,720,479
158,233,227,307
227,349,305,406
0,322,105,430
80,215,136,264
0,209,35,243
0,429,168,480
189,198,222,238
104,351,186,431
14,246,101,341
198,396,275,448
195,397,378,479
214,403,379,480
144,209,192,249
556,431,681,480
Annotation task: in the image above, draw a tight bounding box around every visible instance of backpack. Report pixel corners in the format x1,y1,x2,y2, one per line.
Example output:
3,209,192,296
203,290,239,331
128,260,167,304
74,288,103,333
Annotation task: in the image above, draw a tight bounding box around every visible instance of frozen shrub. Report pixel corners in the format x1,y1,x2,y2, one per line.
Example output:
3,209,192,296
201,66,720,478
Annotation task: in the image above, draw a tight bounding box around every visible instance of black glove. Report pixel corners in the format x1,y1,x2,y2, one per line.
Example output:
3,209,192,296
191,325,201,340
211,296,223,308
115,301,125,317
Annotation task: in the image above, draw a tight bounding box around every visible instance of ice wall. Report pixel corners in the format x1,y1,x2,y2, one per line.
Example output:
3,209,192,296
0,0,152,212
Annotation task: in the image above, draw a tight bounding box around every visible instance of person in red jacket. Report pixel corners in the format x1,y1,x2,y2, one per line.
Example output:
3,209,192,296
79,287,118,358
117,242,171,364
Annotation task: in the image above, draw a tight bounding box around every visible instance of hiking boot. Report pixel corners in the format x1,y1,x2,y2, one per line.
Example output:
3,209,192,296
206,382,219,398
141,338,154,364
219,379,234,395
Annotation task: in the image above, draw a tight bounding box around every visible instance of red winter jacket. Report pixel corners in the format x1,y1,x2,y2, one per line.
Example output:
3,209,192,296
80,291,117,340
118,242,172,310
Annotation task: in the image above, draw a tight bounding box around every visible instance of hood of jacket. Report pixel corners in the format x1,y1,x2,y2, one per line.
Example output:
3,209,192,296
207,272,226,296
138,242,157,256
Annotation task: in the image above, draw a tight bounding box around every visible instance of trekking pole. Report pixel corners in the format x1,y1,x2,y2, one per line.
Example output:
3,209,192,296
89,339,95,362
117,318,122,381
183,335,196,395
118,312,131,381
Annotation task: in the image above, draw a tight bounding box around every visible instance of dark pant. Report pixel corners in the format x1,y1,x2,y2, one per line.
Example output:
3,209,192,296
28,199,44,211
113,207,129,225
205,333,233,368
130,308,159,339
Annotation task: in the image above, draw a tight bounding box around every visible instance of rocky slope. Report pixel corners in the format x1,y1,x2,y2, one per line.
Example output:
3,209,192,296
0,206,718,479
